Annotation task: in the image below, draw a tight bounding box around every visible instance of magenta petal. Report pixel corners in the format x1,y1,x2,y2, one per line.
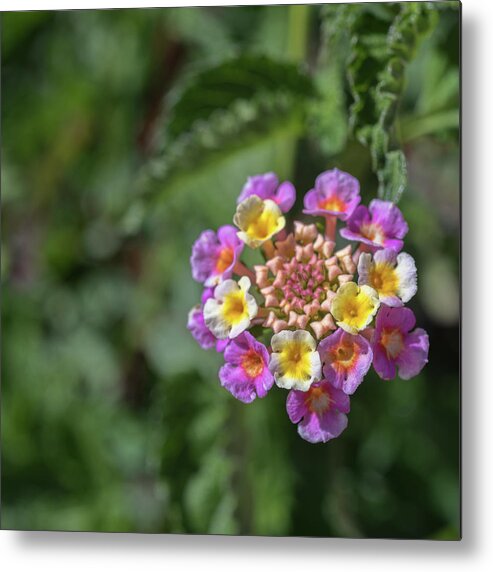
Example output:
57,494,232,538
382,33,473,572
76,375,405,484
340,200,408,252
303,168,361,220
254,367,275,398
286,380,350,443
275,181,296,212
328,384,351,413
372,344,397,380
201,287,215,304
190,230,220,284
217,224,242,250
237,172,277,204
187,306,216,350
319,329,373,395
298,409,348,443
286,390,308,424
369,199,408,241
396,328,429,379
216,339,229,353
219,364,257,403
220,332,273,403
190,226,243,286
376,306,416,333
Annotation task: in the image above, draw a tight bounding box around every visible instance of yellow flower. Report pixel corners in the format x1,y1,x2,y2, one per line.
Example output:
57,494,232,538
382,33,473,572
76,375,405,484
204,277,258,339
234,196,285,248
330,281,380,334
269,330,322,391
358,251,417,307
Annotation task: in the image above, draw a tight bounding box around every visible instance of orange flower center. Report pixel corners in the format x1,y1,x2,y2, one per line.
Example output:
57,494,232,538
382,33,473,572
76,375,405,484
241,349,264,379
216,247,234,273
381,328,404,359
319,195,346,213
330,340,358,373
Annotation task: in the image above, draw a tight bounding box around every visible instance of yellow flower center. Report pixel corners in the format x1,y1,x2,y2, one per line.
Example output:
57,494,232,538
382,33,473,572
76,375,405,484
369,263,399,297
278,340,313,382
331,282,379,333
216,247,234,273
381,328,404,359
241,350,264,378
221,291,248,325
245,209,280,241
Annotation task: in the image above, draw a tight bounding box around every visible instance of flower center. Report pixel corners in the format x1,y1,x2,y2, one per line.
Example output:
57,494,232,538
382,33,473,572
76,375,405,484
255,225,355,337
361,223,385,245
246,209,279,241
306,386,331,414
335,343,354,363
319,195,346,213
222,291,247,325
381,328,404,359
216,247,234,273
369,263,399,296
241,350,264,378
280,341,312,381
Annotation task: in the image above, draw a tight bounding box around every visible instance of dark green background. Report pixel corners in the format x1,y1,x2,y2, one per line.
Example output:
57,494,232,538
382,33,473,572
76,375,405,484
1,3,460,537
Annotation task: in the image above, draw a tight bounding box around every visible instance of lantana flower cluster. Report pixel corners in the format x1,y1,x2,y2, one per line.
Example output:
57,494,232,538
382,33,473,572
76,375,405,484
188,169,429,444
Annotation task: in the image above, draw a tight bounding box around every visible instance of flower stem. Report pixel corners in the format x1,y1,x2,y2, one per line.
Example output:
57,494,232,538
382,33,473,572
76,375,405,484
325,215,337,242
233,261,256,283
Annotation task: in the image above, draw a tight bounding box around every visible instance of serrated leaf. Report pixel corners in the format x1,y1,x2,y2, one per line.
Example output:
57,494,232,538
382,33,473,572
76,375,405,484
165,55,315,139
139,55,316,198
378,149,407,203
333,2,440,202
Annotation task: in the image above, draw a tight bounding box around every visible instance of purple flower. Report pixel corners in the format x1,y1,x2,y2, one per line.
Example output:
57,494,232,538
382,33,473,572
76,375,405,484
188,288,230,353
340,199,408,252
372,306,429,380
286,380,350,443
303,169,360,220
237,172,296,213
191,225,244,286
187,305,217,350
219,332,274,403
318,328,373,395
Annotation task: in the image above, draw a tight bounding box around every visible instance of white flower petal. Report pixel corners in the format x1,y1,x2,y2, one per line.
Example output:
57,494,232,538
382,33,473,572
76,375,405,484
396,252,417,303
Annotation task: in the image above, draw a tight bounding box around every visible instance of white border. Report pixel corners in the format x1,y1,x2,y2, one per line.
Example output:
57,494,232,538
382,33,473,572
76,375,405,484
2,0,493,570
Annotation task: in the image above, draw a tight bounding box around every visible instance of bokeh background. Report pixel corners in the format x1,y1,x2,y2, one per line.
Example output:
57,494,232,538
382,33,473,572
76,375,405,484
1,3,460,537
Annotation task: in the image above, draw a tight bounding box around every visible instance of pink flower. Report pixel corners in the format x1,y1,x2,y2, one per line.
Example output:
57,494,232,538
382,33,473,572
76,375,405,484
187,289,229,352
187,306,216,350
303,169,360,220
237,172,296,213
219,332,274,403
340,199,408,252
191,225,244,286
286,380,350,443
318,328,373,395
372,306,429,380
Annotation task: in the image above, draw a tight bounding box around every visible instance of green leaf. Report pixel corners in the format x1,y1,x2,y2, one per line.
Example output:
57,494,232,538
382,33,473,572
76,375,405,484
377,149,407,203
325,2,440,202
139,55,316,199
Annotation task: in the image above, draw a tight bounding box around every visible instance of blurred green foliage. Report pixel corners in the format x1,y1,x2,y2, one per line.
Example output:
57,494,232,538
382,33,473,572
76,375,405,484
1,3,460,538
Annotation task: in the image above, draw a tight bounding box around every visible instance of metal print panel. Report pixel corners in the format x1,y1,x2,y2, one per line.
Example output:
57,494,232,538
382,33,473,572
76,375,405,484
1,2,461,538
